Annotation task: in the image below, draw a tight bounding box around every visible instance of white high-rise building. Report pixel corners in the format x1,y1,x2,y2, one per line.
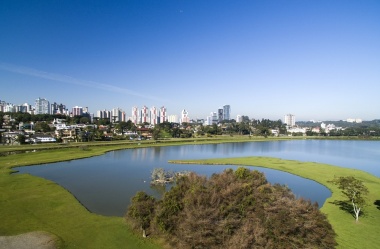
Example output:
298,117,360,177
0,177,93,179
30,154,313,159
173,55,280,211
4,103,15,112
150,106,158,125
140,106,149,124
180,109,190,124
159,106,167,123
35,97,50,114
72,106,83,116
131,107,139,124
111,108,125,123
284,114,296,127
96,109,110,119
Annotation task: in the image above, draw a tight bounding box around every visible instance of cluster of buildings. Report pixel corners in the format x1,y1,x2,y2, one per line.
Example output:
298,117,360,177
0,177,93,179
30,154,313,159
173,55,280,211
1,98,232,126
1,98,71,116
96,105,231,126
204,105,231,125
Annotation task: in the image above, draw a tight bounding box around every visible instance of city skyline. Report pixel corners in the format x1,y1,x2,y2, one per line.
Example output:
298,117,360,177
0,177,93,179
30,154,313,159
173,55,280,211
1,1,379,121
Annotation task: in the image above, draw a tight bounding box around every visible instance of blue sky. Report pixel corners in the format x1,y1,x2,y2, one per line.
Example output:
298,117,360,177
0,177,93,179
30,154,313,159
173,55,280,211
1,0,379,121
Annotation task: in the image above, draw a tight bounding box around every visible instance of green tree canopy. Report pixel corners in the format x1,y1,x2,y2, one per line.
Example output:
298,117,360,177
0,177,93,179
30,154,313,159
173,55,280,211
329,176,369,222
126,191,156,238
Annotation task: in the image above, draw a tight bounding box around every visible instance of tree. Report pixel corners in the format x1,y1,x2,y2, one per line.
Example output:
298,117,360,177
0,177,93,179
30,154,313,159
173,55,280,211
129,168,337,248
17,134,26,144
126,191,156,237
33,122,51,132
115,121,130,136
330,176,369,222
79,116,89,124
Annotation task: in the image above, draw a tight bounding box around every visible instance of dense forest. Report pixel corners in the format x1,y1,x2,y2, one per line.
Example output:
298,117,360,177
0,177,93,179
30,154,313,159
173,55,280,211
126,168,337,249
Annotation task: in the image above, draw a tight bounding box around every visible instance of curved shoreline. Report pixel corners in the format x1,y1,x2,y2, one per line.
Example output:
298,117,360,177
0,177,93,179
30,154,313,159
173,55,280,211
169,156,380,248
1,139,380,248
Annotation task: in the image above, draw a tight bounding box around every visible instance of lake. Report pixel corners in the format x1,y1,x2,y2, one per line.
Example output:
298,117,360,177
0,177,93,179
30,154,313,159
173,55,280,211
15,140,380,217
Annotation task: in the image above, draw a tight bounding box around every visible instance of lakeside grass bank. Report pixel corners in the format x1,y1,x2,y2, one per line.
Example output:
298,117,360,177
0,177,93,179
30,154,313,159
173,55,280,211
169,157,380,249
1,136,379,248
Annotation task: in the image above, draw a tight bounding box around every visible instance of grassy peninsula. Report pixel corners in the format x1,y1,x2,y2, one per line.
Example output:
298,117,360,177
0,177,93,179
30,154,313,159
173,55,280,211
1,137,379,248
169,157,380,249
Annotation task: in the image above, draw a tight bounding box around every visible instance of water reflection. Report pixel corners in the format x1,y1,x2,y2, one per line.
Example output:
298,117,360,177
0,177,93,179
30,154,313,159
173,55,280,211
15,140,380,217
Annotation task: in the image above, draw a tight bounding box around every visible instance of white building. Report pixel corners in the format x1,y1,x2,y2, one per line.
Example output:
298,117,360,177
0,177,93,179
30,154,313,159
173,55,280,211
34,97,50,114
111,108,125,123
236,115,243,123
140,106,149,124
180,109,190,124
159,106,167,123
4,103,15,113
168,115,178,123
96,109,110,120
205,112,218,125
284,114,296,127
346,118,362,123
150,106,158,125
131,106,139,124
72,106,83,116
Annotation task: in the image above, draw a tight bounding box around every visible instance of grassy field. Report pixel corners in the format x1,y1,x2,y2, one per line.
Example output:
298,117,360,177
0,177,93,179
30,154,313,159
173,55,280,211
1,137,379,248
1,136,279,248
169,157,380,249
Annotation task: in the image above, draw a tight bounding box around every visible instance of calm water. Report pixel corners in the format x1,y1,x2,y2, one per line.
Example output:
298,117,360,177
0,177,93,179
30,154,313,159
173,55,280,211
15,140,380,216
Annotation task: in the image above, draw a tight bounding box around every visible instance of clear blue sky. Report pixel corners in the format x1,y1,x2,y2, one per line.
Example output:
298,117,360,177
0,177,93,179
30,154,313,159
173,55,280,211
1,0,379,121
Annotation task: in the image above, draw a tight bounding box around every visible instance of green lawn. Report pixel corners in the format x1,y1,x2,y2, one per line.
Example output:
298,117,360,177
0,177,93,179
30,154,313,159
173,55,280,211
169,157,380,249
1,138,379,248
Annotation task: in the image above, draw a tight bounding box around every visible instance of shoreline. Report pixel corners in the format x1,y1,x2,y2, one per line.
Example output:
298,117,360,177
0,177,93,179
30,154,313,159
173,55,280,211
1,137,380,248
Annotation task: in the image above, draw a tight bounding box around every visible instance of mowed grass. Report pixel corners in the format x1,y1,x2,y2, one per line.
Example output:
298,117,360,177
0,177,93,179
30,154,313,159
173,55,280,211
169,157,380,249
1,138,379,248
0,146,164,248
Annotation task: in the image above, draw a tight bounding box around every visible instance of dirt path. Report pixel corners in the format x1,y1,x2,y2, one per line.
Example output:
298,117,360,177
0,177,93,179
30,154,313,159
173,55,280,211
0,231,58,249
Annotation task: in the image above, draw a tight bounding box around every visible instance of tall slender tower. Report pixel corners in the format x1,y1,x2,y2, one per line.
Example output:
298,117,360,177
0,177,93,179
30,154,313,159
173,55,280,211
223,105,230,120
131,106,139,124
140,106,149,124
159,106,167,123
150,106,158,125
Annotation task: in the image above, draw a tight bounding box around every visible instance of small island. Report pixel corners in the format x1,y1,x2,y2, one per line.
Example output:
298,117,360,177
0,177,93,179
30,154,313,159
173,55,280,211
150,168,191,185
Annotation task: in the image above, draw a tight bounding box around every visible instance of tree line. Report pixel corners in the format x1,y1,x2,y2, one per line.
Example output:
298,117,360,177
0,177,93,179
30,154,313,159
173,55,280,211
2,112,379,139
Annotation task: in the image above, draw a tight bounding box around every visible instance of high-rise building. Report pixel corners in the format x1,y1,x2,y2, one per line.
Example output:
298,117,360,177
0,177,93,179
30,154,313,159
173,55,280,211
236,115,243,123
96,109,110,119
51,102,67,115
111,108,125,123
140,106,149,124
20,103,30,113
131,106,139,124
72,106,83,116
150,106,158,125
218,108,224,122
4,103,15,112
35,97,50,114
0,100,5,112
159,106,167,123
284,114,296,127
223,105,231,120
180,109,190,124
